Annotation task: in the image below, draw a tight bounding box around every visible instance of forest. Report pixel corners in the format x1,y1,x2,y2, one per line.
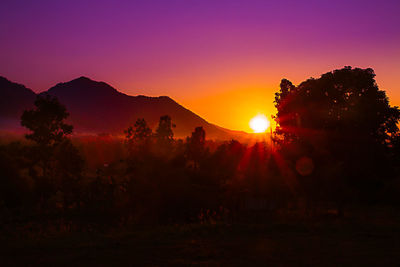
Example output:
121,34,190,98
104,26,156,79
1,67,400,265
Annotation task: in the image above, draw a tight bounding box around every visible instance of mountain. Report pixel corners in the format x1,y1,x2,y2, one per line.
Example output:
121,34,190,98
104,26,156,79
1,76,247,139
0,76,36,130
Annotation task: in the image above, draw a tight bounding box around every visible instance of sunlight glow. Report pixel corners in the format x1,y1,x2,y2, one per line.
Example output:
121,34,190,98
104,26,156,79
249,114,270,133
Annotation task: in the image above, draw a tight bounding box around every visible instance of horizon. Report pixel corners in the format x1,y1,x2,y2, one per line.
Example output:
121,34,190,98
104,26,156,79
1,0,399,132
3,1,400,265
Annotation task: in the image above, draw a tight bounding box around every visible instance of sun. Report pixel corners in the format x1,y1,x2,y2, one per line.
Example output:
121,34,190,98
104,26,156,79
249,114,270,133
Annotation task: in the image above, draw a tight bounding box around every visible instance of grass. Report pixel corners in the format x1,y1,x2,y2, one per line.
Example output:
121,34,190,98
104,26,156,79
1,219,400,266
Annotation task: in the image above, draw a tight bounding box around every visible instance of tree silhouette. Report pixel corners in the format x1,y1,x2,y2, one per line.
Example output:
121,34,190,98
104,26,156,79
274,67,400,206
274,67,400,147
21,94,73,147
186,126,206,169
21,94,74,178
124,118,152,155
155,115,175,147
20,94,83,206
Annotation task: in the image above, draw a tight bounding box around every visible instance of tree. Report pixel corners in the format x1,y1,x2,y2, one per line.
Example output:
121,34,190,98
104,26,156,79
21,94,73,147
155,115,175,147
20,94,83,206
186,126,206,169
21,94,74,177
274,67,400,148
273,67,400,205
124,118,152,155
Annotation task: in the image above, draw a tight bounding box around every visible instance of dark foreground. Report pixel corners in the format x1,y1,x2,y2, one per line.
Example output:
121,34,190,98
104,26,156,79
2,217,400,266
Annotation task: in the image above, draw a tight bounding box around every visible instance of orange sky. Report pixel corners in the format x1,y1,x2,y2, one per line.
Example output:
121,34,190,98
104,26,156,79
117,62,400,133
1,1,399,133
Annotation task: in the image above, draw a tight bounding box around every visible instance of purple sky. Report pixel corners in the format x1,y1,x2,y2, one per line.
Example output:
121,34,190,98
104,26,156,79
1,0,399,131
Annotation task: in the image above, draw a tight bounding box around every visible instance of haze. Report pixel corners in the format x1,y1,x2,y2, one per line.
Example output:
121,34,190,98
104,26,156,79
1,0,399,132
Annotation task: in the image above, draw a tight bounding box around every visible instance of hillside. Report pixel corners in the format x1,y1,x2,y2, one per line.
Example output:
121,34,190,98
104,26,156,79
0,76,36,130
1,76,247,139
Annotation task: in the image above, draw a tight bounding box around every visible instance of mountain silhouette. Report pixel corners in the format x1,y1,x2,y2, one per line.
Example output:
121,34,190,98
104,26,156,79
0,76,36,130
1,76,247,139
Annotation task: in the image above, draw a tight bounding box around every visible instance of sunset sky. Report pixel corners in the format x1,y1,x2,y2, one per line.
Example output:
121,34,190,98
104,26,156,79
1,0,399,132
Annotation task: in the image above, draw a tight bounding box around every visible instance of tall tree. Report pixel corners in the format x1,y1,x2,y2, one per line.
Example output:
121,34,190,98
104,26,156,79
274,67,400,205
186,126,206,169
124,118,152,155
274,67,400,148
21,94,73,147
21,94,82,204
155,115,175,146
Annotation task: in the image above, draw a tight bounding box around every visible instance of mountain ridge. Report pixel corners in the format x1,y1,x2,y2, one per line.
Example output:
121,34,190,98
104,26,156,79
1,76,248,140
0,76,36,130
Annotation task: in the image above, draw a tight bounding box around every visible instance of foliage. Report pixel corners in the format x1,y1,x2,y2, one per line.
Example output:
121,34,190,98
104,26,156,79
124,118,152,155
274,66,400,206
274,67,400,147
186,126,206,169
21,94,73,147
155,115,175,144
18,94,84,210
2,67,400,228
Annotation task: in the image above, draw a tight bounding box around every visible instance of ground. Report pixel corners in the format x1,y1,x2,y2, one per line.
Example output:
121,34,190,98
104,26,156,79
2,219,400,266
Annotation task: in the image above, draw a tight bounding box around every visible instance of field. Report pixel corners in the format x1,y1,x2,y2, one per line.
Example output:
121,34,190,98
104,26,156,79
2,214,400,266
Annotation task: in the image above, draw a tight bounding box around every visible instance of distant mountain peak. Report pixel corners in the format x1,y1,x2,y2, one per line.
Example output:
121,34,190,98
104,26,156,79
1,75,249,140
0,76,36,121
72,76,93,82
47,76,119,96
0,76,31,90
67,76,106,86
0,76,35,94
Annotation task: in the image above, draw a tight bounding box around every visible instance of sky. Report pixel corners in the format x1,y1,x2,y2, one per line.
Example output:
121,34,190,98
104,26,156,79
1,0,399,132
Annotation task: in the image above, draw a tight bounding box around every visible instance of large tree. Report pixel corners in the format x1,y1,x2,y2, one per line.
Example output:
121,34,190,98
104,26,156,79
21,94,82,203
274,67,400,147
155,115,175,144
21,94,73,147
274,67,400,205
